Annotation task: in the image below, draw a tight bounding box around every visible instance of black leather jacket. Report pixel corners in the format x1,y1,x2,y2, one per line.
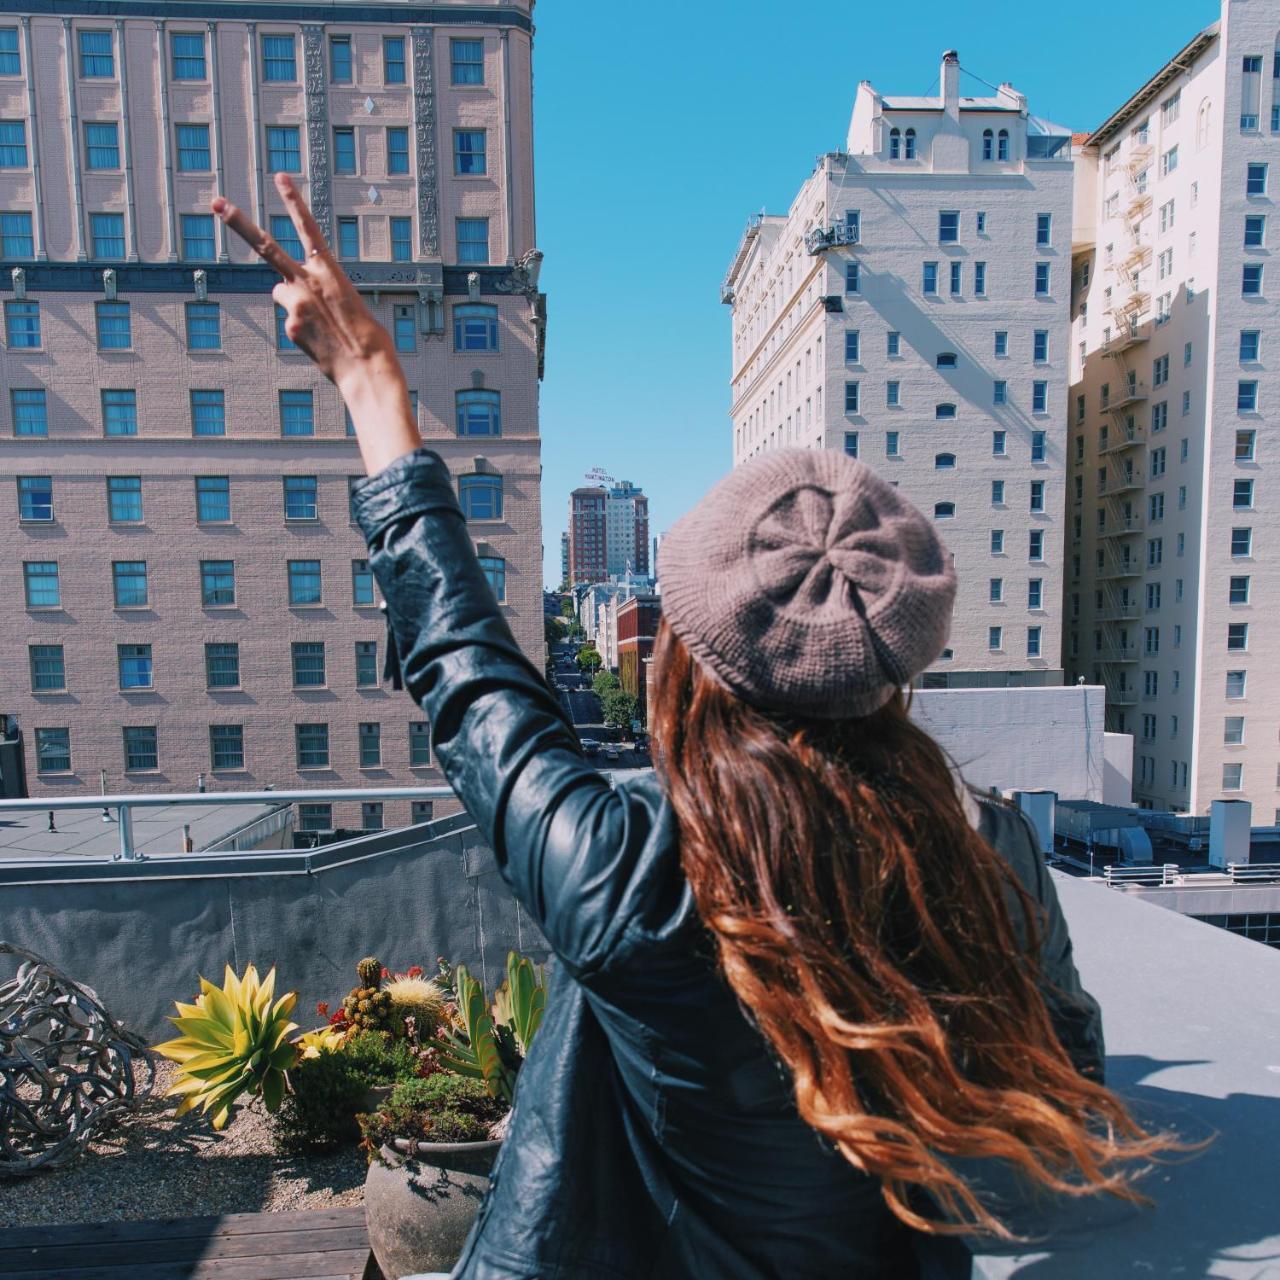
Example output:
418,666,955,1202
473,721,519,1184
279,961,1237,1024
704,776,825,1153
354,448,1106,1280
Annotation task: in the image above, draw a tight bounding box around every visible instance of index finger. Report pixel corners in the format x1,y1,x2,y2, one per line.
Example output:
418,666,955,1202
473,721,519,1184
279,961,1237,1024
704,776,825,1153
212,196,299,281
276,174,329,260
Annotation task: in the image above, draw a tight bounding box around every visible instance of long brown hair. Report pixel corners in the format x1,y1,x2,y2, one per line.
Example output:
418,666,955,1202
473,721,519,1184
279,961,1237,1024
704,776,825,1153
651,619,1176,1237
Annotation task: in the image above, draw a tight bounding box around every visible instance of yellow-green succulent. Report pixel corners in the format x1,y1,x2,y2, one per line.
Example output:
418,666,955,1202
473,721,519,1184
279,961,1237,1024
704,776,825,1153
154,964,299,1130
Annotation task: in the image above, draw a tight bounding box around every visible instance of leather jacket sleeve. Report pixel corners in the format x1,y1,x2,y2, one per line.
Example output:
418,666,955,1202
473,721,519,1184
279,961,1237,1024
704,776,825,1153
353,447,659,978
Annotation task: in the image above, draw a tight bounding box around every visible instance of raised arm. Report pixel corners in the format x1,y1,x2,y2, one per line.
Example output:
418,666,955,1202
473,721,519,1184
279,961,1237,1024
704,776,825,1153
213,178,655,975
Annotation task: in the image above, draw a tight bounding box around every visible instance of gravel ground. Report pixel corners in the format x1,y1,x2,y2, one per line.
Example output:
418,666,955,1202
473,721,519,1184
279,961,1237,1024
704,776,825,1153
0,1059,367,1227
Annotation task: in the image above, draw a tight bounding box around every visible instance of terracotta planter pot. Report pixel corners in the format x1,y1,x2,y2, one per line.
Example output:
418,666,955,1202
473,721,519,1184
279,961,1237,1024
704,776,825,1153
363,1138,501,1280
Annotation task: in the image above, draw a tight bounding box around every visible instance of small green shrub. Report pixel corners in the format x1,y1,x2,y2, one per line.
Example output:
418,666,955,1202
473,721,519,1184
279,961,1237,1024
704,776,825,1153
270,1051,367,1155
342,1030,421,1085
359,1075,509,1154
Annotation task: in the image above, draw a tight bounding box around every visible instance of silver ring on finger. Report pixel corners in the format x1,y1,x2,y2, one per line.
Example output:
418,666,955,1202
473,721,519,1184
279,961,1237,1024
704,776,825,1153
309,248,321,258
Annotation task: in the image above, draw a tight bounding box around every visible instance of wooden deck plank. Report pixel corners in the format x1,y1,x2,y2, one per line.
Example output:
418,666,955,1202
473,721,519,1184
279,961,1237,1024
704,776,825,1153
5,1246,373,1280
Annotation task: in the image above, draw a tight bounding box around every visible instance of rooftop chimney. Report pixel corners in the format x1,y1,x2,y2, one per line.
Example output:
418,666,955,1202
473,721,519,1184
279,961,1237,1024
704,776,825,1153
941,50,960,117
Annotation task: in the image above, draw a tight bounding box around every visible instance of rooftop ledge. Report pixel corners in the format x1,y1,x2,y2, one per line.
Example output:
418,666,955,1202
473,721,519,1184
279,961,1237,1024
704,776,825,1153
1,836,1278,1273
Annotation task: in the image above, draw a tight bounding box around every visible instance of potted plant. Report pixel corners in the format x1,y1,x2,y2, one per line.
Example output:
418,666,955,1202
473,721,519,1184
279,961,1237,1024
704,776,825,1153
359,951,547,1279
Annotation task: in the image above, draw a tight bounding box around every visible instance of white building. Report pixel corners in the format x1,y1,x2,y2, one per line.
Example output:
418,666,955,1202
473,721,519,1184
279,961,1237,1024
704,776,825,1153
604,481,649,578
724,52,1074,685
1067,1,1280,818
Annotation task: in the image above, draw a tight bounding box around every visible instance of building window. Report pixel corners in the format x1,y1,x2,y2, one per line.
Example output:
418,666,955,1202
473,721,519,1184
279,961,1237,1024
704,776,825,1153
79,28,115,76
275,304,298,351
990,530,1005,554
181,213,215,261
1229,575,1250,605
123,725,158,771
451,37,484,85
459,474,503,521
889,127,901,159
936,351,957,369
1247,162,1268,196
392,303,415,352
205,642,239,688
23,561,59,608
329,34,352,83
390,216,412,262
1240,329,1261,361
844,382,860,413
359,721,382,767
200,559,234,607
992,429,1006,456
1028,579,1043,609
1032,381,1048,414
411,801,434,824
1226,670,1246,699
1030,480,1045,512
355,640,379,686
1149,492,1165,522
350,558,375,605
0,120,25,169
387,126,410,176
477,554,506,602
988,626,1003,651
284,475,318,520
922,262,938,294
110,559,147,607
1035,213,1051,247
1029,530,1044,560
885,431,900,458
993,330,1008,358
0,26,21,75
332,127,356,175
1223,763,1243,791
456,388,501,436
1159,145,1178,176
981,129,993,161
280,390,314,436
1231,527,1252,557
6,299,40,348
191,389,225,437
383,35,406,84
973,261,986,293
1030,431,1046,463
295,723,329,768
298,802,332,832
270,214,304,261
90,212,125,259
288,559,322,605
844,261,861,294
36,728,71,773
989,577,1003,603
186,302,221,350
935,452,955,469
1238,381,1259,412
337,217,359,260
939,210,959,243
261,34,296,82
1026,627,1042,658
107,475,142,523
0,210,32,255
1245,214,1265,248
1234,479,1254,509
172,122,211,174
292,641,326,686
997,129,1009,161
17,475,52,522
934,502,955,519
409,721,432,766
1034,262,1050,296
361,801,384,831
266,125,301,173
456,217,490,265
453,303,498,352
992,480,1005,505
844,330,860,362
887,381,900,407
29,644,65,692
118,643,153,690
195,475,230,523
1236,430,1256,460
1243,263,1264,296
454,128,486,175
844,432,860,458
886,331,900,357
935,403,956,420
209,724,244,770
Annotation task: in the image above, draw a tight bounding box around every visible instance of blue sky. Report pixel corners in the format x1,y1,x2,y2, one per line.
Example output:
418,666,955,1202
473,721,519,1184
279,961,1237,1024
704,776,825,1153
531,0,1218,585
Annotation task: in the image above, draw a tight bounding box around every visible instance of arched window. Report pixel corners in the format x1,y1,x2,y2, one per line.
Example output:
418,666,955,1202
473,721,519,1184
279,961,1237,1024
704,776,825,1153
935,403,957,419
997,129,1010,161
1196,98,1212,150
889,127,901,159
934,501,956,519
936,352,958,368
453,303,499,352
458,473,503,521
982,128,994,160
904,128,917,160
455,388,501,436
935,452,956,469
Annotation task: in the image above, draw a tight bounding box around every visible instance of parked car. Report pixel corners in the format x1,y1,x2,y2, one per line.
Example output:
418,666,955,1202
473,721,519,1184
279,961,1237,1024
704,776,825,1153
604,747,620,762
580,738,600,754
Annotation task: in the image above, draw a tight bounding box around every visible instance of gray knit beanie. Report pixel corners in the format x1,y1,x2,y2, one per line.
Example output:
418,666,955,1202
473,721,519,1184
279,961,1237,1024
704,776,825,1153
658,449,956,719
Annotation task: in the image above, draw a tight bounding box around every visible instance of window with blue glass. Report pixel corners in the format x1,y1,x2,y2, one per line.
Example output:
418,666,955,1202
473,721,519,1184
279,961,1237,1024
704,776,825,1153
997,129,1009,161
994,330,1008,358
390,216,412,262
112,560,148,607
200,559,235,606
95,301,130,349
275,304,298,351
210,724,244,770
1036,213,1051,246
456,217,489,264
949,262,962,295
974,261,986,293
1033,329,1048,362
844,381,860,413
24,561,59,607
935,403,956,420
90,212,125,259
938,210,959,243
288,559,322,605
393,304,415,352
1031,430,1046,462
1247,162,1268,196
29,644,65,691
195,475,230,522
12,388,46,435
280,390,314,436
191,389,225,436
992,430,1006,456
5,300,40,348
0,27,20,75
352,559,375,604
478,555,506,602
107,475,142,523
291,641,325,686
383,36,406,84
333,127,356,175
186,302,221,350
123,726,157,771
1245,214,1265,247
922,261,938,293
329,35,352,83
459,474,503,521
455,388,501,436
1,211,33,256
844,330,860,362
993,379,1007,405
102,389,137,436
118,644,152,689
1034,262,1050,295
176,123,211,172
284,475,318,520
337,217,359,260
17,475,52,522
845,261,860,293
454,129,486,175
1243,263,1263,295
270,215,304,261
1238,380,1259,412
886,331,900,357
451,38,484,85
387,127,409,176
1030,480,1045,512
1029,529,1044,560
84,122,119,169
295,723,329,768
935,452,955,470
170,31,205,79
453,303,498,351
181,213,215,260
205,642,240,688
36,728,71,773
1240,329,1260,361
261,34,295,82
0,120,26,167
78,30,113,77
266,125,300,173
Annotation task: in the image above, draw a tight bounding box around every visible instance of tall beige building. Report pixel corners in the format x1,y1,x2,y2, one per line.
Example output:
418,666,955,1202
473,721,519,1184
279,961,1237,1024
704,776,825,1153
0,0,543,830
1067,0,1280,817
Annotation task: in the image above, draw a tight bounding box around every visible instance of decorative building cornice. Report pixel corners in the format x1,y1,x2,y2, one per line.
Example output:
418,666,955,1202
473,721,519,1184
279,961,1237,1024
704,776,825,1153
13,1,533,32
411,27,439,257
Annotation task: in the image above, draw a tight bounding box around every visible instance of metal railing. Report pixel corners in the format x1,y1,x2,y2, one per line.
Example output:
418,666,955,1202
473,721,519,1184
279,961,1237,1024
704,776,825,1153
0,787,453,863
1227,862,1280,883
1104,863,1180,887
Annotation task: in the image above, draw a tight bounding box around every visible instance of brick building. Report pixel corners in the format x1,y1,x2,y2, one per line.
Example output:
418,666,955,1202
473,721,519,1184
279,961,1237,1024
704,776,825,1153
0,0,543,830
616,593,660,723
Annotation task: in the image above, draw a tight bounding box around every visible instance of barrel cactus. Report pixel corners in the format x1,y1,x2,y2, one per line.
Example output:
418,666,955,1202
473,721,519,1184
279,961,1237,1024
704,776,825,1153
342,956,393,1035
384,975,447,1039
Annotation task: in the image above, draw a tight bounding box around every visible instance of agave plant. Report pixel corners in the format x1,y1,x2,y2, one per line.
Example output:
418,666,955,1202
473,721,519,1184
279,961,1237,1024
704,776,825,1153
432,952,546,1103
153,964,299,1130
295,1025,349,1059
